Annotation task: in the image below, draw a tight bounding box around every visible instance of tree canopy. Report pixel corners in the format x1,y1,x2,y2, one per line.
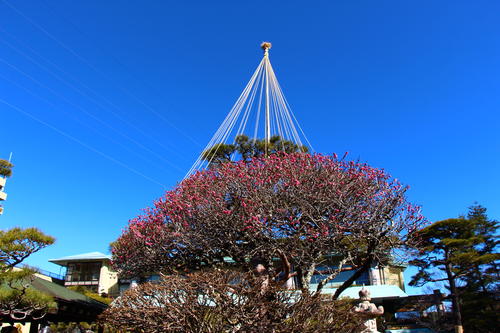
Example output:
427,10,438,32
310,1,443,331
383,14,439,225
0,159,13,178
0,227,56,321
112,152,424,298
201,134,308,166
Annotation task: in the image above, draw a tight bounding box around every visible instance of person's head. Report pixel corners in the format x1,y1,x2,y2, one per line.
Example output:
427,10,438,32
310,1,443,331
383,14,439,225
251,257,267,275
254,263,266,274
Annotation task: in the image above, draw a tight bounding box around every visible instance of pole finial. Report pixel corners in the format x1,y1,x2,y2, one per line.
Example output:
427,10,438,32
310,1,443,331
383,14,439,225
261,42,272,56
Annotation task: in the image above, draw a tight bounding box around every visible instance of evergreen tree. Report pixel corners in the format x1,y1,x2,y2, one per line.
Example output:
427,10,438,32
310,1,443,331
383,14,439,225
463,204,499,289
458,204,499,332
0,160,13,178
410,204,499,333
201,134,308,165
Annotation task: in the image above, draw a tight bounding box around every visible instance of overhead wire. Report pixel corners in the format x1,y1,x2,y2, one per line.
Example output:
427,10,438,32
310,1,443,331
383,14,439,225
0,1,315,183
0,27,191,162
0,56,185,173
0,71,183,174
0,36,189,169
0,97,167,188
39,0,202,149
1,0,200,148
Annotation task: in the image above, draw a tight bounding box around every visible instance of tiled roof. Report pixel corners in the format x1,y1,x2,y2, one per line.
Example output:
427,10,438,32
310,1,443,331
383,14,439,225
31,277,106,308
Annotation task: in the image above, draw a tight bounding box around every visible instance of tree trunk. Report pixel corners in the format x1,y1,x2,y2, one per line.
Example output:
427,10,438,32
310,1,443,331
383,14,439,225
445,261,463,333
300,263,316,294
316,258,348,293
29,322,39,333
332,257,372,300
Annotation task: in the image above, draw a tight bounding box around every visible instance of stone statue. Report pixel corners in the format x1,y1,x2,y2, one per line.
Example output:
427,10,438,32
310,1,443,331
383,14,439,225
353,287,384,333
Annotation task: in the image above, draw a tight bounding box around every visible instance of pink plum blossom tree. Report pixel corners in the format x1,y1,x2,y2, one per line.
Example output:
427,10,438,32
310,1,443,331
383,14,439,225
111,152,425,298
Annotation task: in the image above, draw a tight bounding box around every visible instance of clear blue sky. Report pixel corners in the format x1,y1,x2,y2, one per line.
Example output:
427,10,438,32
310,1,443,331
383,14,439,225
1,1,499,294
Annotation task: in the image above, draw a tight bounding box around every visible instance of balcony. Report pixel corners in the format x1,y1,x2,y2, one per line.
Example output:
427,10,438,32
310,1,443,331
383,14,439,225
64,262,102,290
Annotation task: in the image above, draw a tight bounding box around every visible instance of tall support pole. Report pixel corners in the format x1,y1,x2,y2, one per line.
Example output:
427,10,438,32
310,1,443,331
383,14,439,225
261,42,272,145
186,40,313,177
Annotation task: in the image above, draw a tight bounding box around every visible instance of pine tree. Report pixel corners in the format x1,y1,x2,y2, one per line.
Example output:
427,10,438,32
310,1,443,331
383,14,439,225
201,134,308,165
410,204,499,333
458,204,499,332
0,159,13,178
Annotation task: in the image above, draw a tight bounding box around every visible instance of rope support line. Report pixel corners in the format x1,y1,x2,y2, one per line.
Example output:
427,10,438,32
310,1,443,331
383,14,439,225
185,42,313,178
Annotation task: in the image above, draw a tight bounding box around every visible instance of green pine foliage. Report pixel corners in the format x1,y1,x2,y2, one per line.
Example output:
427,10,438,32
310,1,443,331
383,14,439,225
0,159,13,178
202,134,308,165
0,228,56,319
410,204,499,332
0,280,56,318
0,228,56,268
457,204,499,332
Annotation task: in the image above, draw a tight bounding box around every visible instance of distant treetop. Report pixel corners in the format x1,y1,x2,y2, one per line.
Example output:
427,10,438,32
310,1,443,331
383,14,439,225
201,134,308,166
0,159,13,178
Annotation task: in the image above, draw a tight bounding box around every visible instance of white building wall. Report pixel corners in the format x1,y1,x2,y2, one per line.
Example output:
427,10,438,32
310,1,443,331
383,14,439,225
98,262,118,296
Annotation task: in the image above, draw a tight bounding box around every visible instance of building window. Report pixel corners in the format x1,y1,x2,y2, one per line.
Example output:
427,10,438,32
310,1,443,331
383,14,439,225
66,262,101,283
